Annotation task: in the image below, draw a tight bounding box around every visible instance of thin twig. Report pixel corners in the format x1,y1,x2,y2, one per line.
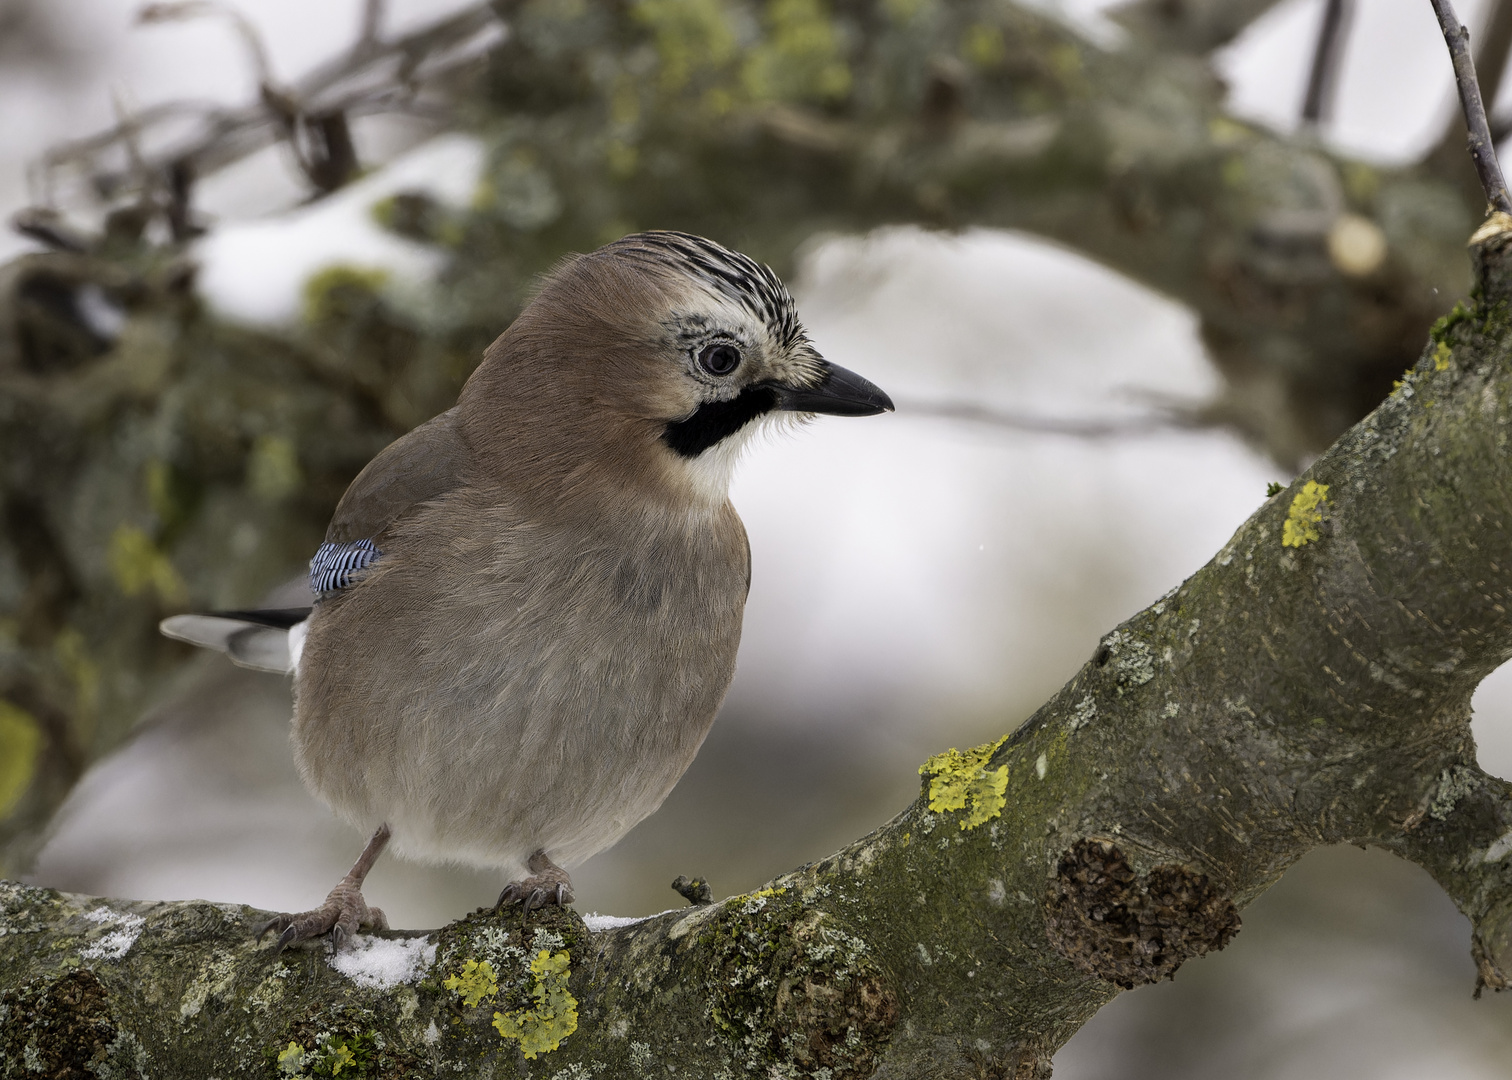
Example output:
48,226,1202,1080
138,2,275,87
30,4,499,212
898,399,1210,439
358,0,386,48
1301,0,1352,126
1430,0,1512,214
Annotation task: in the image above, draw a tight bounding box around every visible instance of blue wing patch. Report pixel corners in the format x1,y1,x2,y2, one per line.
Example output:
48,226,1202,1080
310,539,380,595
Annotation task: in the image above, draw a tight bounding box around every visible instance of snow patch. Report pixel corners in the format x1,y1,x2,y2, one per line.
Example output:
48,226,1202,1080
583,911,673,932
328,934,437,989
80,908,145,960
195,134,485,325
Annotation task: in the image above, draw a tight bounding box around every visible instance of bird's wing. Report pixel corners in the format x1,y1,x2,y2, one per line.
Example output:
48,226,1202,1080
325,406,471,544
158,408,471,670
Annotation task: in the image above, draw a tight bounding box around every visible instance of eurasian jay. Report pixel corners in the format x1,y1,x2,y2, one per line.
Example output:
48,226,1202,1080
162,231,892,947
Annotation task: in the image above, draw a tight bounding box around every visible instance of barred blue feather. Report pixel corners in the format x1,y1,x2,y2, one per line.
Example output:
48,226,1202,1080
310,539,380,594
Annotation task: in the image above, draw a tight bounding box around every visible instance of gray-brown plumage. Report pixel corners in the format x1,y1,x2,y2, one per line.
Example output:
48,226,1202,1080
162,231,891,947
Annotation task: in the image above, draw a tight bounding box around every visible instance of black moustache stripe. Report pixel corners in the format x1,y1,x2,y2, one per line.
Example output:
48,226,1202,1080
662,385,778,458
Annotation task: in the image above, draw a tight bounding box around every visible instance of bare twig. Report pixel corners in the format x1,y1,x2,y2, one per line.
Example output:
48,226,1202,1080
138,2,275,87
899,399,1210,439
1430,0,1512,214
1301,0,1352,125
28,4,500,218
358,0,386,49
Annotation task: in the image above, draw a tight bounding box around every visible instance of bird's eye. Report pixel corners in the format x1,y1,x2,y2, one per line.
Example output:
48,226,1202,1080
697,343,741,376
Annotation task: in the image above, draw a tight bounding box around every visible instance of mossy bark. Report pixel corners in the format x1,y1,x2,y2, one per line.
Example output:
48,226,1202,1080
7,209,1512,1079
1,0,1495,879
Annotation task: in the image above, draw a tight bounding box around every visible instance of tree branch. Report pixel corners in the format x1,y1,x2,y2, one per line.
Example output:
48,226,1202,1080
1301,0,1352,126
29,3,500,208
1112,0,1290,53
1431,0,1512,213
10,0,1509,911
7,204,1512,1079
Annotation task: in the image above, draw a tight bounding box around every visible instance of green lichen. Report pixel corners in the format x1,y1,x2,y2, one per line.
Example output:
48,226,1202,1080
919,735,1010,829
276,1041,305,1076
107,523,187,603
491,949,578,1059
1429,300,1473,344
442,959,499,1008
0,701,40,819
732,886,787,913
961,23,1005,68
633,0,738,96
1434,341,1452,372
327,1045,356,1076
270,1032,373,1080
300,264,391,325
1281,481,1330,548
701,898,897,1077
743,0,851,103
1429,765,1478,821
1102,630,1157,691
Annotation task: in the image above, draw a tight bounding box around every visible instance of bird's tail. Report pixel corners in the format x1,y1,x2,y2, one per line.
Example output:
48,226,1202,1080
159,608,311,674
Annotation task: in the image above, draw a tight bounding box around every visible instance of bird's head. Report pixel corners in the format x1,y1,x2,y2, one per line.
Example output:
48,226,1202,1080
462,231,893,510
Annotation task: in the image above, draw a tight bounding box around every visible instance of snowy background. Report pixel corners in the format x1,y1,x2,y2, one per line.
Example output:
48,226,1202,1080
8,0,1512,1075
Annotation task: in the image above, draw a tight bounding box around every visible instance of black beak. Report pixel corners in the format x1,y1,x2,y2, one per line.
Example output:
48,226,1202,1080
773,362,894,417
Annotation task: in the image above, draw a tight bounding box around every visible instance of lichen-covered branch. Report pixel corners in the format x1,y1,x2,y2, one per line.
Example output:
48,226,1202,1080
8,195,1512,1077
5,0,1499,877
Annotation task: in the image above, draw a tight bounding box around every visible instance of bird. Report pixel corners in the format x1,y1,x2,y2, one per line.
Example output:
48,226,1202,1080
160,230,893,948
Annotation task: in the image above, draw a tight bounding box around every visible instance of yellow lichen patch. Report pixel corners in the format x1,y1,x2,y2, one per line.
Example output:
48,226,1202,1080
1434,341,1452,371
276,1042,306,1076
961,23,1005,68
919,734,1010,830
442,958,498,1007
493,950,578,1059
301,264,390,325
328,1045,356,1076
1281,481,1330,548
732,886,788,914
108,524,187,604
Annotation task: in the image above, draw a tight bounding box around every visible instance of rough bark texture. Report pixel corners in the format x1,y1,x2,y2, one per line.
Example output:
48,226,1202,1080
7,1,1512,1074
5,204,1512,1079
1,0,1495,876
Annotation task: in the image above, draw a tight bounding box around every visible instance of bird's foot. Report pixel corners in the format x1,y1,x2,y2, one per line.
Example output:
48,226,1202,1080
258,879,388,951
257,824,391,951
497,850,575,914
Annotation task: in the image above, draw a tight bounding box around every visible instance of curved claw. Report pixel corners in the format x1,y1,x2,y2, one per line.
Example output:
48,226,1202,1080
496,852,575,918
256,825,391,951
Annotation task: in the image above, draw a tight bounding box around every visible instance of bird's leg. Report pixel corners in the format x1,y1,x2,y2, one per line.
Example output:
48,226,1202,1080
496,849,575,914
258,824,391,951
